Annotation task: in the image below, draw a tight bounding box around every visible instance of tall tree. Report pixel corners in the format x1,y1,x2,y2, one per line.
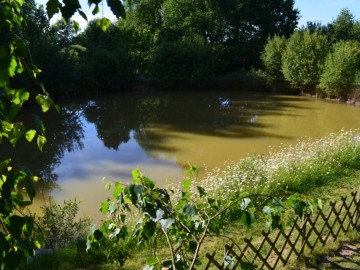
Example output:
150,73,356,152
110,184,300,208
320,40,360,99
329,8,359,42
282,30,328,93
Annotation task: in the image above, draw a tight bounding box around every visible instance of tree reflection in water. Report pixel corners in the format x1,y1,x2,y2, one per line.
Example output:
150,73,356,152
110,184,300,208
0,106,84,197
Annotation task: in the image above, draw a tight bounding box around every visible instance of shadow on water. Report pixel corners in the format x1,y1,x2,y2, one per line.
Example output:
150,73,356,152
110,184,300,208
1,90,317,197
82,90,306,152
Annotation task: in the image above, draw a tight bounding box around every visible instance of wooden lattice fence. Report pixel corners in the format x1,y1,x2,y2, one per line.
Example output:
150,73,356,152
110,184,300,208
205,190,360,269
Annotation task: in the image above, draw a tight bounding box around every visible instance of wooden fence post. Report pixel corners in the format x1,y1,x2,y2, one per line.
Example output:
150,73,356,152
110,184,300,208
301,214,307,248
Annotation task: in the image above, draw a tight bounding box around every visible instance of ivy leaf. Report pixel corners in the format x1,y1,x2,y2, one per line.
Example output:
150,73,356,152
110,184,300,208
25,130,36,142
46,0,61,20
37,135,46,152
106,0,125,19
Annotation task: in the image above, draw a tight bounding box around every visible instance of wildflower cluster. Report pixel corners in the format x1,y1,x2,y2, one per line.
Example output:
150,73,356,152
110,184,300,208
172,129,360,202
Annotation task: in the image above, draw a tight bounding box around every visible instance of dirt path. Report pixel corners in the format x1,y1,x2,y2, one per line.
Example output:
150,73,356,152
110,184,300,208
318,240,360,269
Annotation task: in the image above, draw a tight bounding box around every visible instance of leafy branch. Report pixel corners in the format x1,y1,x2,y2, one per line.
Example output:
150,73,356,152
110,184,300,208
87,167,321,269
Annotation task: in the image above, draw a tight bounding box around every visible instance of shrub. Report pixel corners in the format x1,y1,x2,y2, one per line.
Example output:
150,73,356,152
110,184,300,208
319,40,360,99
38,199,90,250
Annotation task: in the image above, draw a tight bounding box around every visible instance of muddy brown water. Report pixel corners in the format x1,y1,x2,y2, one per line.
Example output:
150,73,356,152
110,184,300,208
9,90,360,221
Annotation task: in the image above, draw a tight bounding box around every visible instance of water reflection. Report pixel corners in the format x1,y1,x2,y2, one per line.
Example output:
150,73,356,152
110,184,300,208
5,90,360,219
1,107,84,197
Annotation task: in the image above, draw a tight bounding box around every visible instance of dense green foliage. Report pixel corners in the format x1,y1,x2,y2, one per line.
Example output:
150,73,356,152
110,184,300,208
152,37,214,88
39,199,90,250
281,30,328,93
0,0,126,268
88,167,321,269
261,35,287,80
78,20,133,91
15,0,300,95
320,41,360,99
262,8,360,98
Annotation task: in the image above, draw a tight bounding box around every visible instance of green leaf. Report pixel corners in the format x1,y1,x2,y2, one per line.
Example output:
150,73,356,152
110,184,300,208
34,115,46,134
25,130,36,142
78,10,87,21
106,0,126,19
182,178,191,192
112,182,123,198
159,218,174,230
273,197,284,213
60,0,80,21
73,20,80,33
92,5,100,15
263,206,272,215
96,17,111,32
35,95,52,112
143,176,154,189
183,204,196,217
100,201,110,214
23,179,35,200
241,198,251,210
197,186,207,197
241,212,252,228
37,135,46,152
8,58,17,77
46,0,61,20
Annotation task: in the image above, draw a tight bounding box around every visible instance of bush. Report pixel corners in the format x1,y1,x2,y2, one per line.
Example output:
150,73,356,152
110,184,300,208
319,40,360,99
152,36,214,88
38,199,90,250
282,30,329,93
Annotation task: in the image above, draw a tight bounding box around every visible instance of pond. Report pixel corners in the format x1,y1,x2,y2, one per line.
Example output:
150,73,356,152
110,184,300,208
7,90,360,221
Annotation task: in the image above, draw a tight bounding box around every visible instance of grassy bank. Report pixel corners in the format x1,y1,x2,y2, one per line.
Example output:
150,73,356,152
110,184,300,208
26,129,360,269
192,129,360,201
